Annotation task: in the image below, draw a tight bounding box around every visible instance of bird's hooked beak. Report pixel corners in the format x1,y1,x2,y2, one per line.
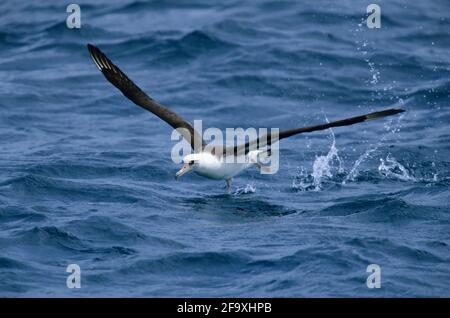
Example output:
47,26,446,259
175,163,193,179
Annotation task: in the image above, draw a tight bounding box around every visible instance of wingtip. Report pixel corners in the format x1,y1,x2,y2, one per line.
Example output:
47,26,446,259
389,108,406,116
87,43,104,71
366,108,405,121
88,43,100,50
88,44,103,58
87,43,95,52
87,43,98,58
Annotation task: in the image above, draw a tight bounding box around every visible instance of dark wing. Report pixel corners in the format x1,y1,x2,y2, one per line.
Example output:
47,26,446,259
87,44,204,152
224,108,405,156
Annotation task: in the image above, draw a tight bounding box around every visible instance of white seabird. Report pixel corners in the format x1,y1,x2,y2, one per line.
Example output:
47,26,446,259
87,44,404,192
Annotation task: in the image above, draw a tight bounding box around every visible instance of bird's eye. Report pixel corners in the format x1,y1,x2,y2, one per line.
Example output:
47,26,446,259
189,160,194,165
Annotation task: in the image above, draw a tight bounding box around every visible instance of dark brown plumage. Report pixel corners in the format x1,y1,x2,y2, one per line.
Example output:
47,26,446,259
87,44,205,152
87,44,405,157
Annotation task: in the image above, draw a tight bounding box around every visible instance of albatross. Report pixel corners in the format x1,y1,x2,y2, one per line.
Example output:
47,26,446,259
87,44,404,192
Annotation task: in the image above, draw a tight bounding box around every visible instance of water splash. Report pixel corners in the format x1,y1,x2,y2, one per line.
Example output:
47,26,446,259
233,183,256,195
343,110,405,184
311,134,343,187
378,154,416,182
366,59,380,85
343,146,378,184
292,166,316,191
292,129,343,191
293,108,406,189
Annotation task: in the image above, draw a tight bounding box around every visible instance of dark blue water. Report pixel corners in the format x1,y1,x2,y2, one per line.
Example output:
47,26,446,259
1,0,449,297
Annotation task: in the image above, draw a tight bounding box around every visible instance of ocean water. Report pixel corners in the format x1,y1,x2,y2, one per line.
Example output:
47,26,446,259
0,0,449,297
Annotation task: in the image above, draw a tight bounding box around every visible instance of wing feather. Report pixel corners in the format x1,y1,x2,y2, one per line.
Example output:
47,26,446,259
87,44,204,152
224,108,405,156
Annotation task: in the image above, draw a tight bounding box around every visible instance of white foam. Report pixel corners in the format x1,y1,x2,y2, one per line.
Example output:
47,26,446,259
378,154,416,182
233,183,256,195
293,129,343,191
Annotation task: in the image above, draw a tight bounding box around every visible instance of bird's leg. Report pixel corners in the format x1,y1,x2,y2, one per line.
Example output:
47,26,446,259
226,178,232,193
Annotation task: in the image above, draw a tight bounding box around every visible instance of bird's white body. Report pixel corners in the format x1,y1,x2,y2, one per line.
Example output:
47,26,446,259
190,152,256,180
176,150,270,191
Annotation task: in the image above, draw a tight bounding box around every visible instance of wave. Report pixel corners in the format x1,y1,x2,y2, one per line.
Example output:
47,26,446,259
0,206,47,223
17,226,87,251
347,237,446,263
182,195,298,217
109,0,212,14
314,196,447,222
0,256,31,270
119,251,250,276
1,174,145,204
9,220,164,256
23,160,173,181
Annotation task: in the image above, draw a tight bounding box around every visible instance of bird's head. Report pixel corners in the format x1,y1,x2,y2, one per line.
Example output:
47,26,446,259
175,153,202,179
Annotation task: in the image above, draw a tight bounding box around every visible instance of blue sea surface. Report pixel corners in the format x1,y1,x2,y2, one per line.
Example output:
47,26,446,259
0,0,449,297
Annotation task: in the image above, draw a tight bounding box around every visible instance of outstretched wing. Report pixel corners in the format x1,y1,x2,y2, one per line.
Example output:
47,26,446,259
87,44,204,152
224,108,405,156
